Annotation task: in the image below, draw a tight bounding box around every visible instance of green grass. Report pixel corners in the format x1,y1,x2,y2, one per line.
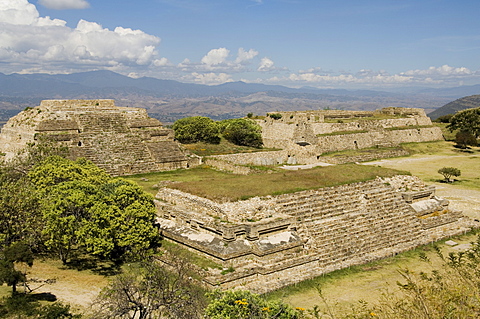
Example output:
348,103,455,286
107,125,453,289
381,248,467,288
385,125,434,131
316,130,368,137
321,146,405,158
124,166,233,195
182,138,278,156
127,164,409,202
323,113,406,123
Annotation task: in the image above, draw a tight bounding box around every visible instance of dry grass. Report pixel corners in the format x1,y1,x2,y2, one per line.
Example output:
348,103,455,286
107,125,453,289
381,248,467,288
267,232,478,315
0,258,111,313
127,164,408,202
368,142,480,190
270,140,480,313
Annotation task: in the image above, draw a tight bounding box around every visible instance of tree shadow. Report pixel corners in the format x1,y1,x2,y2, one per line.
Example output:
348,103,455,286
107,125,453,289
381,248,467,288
30,292,57,302
63,255,121,276
453,145,475,153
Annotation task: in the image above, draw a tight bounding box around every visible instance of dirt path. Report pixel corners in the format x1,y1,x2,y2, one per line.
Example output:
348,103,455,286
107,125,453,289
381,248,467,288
364,154,480,219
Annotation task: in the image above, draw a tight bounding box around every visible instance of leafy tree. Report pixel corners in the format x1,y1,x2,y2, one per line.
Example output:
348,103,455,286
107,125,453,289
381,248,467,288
28,156,109,190
0,242,34,294
40,180,100,263
220,118,263,148
93,255,205,319
438,167,461,183
447,107,480,137
172,116,221,144
205,289,300,319
78,179,159,261
455,130,478,148
29,156,159,264
0,173,42,249
434,114,453,123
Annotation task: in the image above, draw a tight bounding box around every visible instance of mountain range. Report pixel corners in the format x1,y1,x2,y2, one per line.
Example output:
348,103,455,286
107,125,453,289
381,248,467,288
1,70,479,123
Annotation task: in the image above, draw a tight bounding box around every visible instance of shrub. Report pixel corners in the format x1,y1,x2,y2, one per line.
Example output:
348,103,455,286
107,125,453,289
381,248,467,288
438,167,461,182
455,130,478,148
434,114,453,123
172,116,221,144
267,113,282,120
220,118,263,148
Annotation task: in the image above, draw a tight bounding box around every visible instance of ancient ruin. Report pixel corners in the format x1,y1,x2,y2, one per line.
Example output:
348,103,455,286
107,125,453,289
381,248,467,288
156,175,474,293
206,107,443,172
0,99,199,175
0,100,473,292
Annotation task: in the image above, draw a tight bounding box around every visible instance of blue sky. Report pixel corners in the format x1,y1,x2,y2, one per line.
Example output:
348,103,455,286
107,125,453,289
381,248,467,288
1,0,479,89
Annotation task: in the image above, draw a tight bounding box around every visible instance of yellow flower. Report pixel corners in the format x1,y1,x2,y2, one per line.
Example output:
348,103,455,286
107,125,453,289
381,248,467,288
296,307,305,311
370,312,377,317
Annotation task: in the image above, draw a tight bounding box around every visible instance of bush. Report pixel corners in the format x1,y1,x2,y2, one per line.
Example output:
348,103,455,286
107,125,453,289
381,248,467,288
455,130,478,148
220,119,263,148
172,116,221,144
205,289,300,319
267,113,282,120
438,167,461,182
434,114,453,123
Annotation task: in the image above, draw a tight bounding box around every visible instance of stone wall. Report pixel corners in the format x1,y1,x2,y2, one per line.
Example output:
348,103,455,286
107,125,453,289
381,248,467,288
203,107,443,172
0,99,200,175
259,107,443,154
156,175,475,293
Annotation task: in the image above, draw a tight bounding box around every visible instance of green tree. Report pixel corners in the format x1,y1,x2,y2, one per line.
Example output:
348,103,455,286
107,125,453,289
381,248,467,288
438,167,461,183
29,156,159,264
220,118,263,148
455,130,478,148
28,156,109,190
0,173,42,249
40,180,100,263
447,107,480,138
434,114,453,123
78,179,159,261
172,116,221,144
205,289,300,319
0,242,34,294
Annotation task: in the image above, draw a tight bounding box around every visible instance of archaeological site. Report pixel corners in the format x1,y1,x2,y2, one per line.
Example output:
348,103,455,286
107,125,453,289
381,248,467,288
0,100,475,293
0,99,199,175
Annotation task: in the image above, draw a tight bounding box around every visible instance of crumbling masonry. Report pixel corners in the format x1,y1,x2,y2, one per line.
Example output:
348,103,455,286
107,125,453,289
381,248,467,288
207,107,444,172
0,100,199,175
156,175,474,293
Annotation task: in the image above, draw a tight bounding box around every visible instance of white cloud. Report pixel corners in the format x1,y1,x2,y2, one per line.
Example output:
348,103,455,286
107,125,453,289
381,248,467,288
402,65,472,77
153,57,171,67
0,0,162,73
201,47,230,66
235,48,258,64
38,0,90,10
265,65,480,88
177,47,262,74
257,57,275,72
187,72,233,85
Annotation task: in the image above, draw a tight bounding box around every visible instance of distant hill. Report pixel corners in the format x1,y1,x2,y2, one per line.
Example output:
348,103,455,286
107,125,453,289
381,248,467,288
0,70,472,123
428,95,480,120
